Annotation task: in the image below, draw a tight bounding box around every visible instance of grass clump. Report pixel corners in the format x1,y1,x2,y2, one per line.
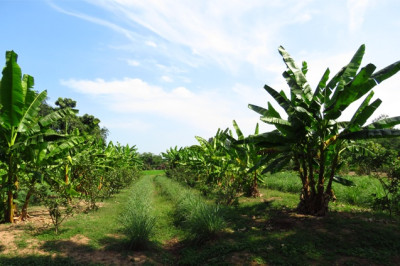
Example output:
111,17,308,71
119,176,156,249
155,175,225,243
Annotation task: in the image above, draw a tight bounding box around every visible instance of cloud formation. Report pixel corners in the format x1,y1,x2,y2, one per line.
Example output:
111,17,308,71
347,0,373,32
60,77,257,134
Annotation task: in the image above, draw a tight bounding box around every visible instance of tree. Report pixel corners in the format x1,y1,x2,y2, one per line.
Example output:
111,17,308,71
138,152,164,170
243,44,400,216
0,51,73,222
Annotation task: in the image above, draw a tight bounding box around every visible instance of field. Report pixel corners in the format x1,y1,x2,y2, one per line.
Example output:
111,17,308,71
0,170,399,265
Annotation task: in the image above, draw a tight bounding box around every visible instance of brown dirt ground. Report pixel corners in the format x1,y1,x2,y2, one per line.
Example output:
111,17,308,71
0,204,156,265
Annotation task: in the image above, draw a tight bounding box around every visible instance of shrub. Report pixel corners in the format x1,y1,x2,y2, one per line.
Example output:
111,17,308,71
373,159,400,216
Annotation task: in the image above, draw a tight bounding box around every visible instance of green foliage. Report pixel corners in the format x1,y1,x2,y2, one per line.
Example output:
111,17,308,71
263,171,385,208
343,140,395,175
0,50,75,222
139,152,165,170
37,181,77,234
49,97,108,143
0,50,142,224
243,44,400,215
163,122,264,205
373,158,400,216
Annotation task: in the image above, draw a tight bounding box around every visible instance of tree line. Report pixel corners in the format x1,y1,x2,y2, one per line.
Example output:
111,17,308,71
0,51,142,226
163,44,400,216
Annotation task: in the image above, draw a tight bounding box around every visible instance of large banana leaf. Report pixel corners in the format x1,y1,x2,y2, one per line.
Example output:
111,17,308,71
39,107,76,127
263,85,292,113
17,90,47,135
371,60,400,84
232,120,244,140
365,116,400,129
339,129,400,140
248,104,269,116
279,46,313,104
347,91,382,132
0,51,25,128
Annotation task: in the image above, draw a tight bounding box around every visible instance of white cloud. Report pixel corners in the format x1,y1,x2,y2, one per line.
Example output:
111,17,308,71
60,77,246,134
103,119,152,132
74,0,318,73
347,0,373,32
161,75,173,82
145,40,157,48
126,59,140,66
48,0,139,42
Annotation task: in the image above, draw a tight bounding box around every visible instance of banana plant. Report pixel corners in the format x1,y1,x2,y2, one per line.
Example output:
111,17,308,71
19,133,85,220
0,51,74,222
226,120,265,197
242,44,400,215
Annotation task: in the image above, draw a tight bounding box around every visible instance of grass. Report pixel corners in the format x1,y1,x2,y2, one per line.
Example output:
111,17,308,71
262,171,386,208
154,175,225,243
142,169,165,175
150,181,186,243
119,175,156,249
1,170,399,265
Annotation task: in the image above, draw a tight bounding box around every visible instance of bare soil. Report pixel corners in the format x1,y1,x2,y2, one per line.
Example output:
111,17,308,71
0,205,153,265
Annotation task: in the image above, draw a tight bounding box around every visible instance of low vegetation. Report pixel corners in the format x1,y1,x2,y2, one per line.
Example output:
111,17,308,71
0,170,399,265
154,175,225,243
119,175,156,249
1,46,400,264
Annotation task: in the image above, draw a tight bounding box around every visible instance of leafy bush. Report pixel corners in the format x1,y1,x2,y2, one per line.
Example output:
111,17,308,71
37,181,77,234
342,141,395,175
373,159,400,216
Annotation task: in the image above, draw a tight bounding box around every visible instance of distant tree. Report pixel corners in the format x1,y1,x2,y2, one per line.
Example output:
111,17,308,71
41,97,108,144
139,153,165,170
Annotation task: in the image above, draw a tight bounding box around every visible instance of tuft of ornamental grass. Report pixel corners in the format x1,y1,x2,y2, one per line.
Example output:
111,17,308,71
186,201,225,243
155,176,225,243
119,176,155,250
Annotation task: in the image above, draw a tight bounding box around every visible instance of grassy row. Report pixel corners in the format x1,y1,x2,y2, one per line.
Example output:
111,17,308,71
119,175,156,249
262,171,385,207
154,175,225,243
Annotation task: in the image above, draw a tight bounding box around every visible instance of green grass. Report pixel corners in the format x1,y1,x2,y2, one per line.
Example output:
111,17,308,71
150,181,186,243
154,175,225,243
119,175,156,249
31,179,144,251
142,169,165,175
262,171,386,208
1,170,399,265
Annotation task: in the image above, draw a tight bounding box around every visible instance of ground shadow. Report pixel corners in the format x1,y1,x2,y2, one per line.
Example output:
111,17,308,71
0,255,76,266
175,198,400,265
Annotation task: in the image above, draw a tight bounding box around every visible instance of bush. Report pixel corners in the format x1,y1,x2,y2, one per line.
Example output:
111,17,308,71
373,159,400,216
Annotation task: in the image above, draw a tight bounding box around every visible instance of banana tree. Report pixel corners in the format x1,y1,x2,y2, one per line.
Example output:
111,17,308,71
226,120,265,197
194,128,233,185
243,44,400,216
20,133,84,220
0,51,74,222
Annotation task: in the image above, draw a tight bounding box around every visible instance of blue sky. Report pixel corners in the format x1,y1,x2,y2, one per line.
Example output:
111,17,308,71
1,0,400,154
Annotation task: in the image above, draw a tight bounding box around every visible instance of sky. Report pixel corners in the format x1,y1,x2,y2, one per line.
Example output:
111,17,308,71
1,0,400,154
